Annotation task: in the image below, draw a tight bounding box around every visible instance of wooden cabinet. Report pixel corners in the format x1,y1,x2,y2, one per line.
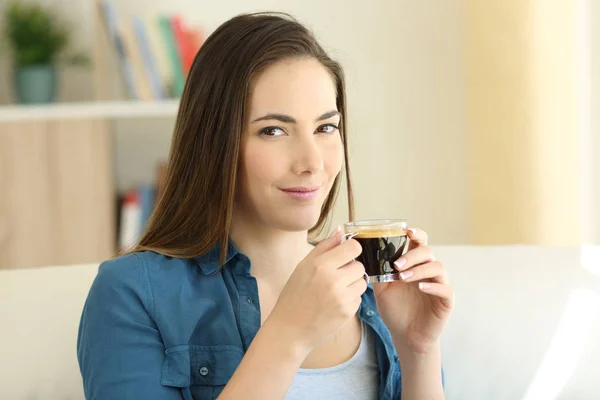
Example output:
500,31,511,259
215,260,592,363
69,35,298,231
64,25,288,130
0,118,114,269
0,101,177,269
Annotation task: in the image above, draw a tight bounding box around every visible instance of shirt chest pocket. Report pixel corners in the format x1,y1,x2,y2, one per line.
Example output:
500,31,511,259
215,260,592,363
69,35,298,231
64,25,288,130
161,345,244,400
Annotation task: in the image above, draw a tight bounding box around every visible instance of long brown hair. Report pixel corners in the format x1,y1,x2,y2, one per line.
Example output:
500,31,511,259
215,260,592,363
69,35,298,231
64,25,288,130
130,12,354,263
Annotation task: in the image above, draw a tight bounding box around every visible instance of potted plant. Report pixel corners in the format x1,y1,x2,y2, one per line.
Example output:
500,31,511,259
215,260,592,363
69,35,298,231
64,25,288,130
1,1,89,104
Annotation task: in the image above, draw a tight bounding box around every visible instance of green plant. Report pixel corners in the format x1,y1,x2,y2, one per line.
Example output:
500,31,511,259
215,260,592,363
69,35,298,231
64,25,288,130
1,1,89,67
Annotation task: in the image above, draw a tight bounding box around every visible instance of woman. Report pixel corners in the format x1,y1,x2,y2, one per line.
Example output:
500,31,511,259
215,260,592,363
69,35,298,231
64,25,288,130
77,12,453,400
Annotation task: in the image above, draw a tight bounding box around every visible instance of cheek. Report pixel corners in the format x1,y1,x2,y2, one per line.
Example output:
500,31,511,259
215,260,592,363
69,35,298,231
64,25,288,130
242,143,284,188
323,138,344,177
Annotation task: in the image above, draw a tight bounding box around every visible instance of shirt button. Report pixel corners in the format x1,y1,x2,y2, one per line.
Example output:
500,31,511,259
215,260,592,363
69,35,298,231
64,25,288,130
199,366,209,376
247,297,253,304
366,309,375,317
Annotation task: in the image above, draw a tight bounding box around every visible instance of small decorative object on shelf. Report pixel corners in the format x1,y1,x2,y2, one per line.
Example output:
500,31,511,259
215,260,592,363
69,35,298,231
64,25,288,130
1,1,90,104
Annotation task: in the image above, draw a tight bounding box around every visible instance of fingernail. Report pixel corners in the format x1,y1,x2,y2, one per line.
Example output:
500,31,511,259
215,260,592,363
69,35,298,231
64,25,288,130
408,228,417,235
400,270,414,280
332,226,342,237
419,282,431,290
394,257,407,270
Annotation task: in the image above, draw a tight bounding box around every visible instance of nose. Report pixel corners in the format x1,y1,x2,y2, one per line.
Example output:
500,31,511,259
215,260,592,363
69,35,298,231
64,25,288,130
291,134,324,176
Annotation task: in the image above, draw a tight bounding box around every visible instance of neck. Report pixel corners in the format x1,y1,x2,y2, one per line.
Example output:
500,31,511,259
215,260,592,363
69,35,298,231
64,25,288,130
229,216,314,288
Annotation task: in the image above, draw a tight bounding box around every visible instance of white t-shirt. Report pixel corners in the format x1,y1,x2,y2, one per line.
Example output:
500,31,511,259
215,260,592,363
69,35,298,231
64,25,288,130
285,321,379,399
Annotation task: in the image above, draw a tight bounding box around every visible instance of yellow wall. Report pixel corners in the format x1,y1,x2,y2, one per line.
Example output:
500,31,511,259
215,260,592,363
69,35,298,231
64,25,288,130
464,0,590,245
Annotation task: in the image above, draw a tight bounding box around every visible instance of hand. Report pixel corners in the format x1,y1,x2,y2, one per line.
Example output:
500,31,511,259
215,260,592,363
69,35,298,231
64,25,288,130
265,228,367,357
373,228,454,354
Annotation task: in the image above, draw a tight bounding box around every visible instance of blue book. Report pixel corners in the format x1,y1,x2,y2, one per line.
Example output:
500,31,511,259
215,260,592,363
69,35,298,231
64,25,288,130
132,14,167,100
100,1,139,99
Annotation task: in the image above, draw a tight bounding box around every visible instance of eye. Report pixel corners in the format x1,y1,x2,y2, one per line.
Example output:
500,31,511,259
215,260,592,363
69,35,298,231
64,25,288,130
259,126,287,137
316,124,339,134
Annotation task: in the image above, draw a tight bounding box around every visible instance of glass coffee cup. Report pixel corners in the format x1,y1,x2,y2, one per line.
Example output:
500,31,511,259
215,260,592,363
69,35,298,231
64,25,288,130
342,219,409,283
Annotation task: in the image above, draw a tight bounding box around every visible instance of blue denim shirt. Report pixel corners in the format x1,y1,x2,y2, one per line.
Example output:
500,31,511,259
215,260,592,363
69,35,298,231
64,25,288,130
77,240,406,400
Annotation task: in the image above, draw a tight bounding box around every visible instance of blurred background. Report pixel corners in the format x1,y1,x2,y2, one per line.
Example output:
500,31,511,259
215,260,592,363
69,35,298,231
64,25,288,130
0,0,598,269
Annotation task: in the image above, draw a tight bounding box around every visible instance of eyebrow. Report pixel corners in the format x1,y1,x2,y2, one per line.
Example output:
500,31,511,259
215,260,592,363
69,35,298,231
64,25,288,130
250,110,340,124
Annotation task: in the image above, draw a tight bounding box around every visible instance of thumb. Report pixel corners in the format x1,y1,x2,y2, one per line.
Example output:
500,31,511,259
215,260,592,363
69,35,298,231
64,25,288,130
311,226,344,256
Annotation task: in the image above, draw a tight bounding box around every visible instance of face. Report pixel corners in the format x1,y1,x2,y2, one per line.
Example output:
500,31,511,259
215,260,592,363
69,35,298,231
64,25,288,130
236,57,344,232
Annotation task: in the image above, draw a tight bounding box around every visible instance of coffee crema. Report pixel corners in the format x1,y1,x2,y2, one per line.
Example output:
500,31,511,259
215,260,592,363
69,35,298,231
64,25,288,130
347,227,407,239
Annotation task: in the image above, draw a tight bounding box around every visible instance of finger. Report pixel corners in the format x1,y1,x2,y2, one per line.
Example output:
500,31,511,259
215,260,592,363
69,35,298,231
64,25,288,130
318,238,362,269
407,227,428,250
347,274,368,298
418,282,454,309
398,261,447,284
338,261,366,286
345,296,363,317
312,226,345,256
393,245,435,272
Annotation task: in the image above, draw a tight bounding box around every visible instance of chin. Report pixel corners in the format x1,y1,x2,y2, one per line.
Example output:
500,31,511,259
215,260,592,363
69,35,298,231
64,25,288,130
273,209,322,232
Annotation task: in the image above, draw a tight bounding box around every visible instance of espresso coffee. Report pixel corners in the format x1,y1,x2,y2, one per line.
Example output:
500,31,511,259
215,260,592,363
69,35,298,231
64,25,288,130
351,227,408,282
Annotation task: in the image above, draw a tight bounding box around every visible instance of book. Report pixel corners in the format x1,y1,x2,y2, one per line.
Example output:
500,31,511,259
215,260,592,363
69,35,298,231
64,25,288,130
143,14,174,98
118,189,142,252
171,15,196,75
120,17,154,101
98,0,139,99
116,162,168,252
132,15,168,100
97,3,204,100
159,15,186,98
187,27,205,54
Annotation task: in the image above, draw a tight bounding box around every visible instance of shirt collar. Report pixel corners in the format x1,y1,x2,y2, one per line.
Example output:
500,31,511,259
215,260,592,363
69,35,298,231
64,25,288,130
195,238,239,275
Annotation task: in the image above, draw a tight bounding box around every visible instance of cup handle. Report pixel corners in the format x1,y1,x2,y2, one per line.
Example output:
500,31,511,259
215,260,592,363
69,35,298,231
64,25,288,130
340,231,358,242
339,231,369,283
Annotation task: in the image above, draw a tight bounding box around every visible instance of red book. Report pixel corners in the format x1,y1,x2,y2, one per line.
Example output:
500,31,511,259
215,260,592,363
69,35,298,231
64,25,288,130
187,27,205,53
118,189,141,252
171,15,195,75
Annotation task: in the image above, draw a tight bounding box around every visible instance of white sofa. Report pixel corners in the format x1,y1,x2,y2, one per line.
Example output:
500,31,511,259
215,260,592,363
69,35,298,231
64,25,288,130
1,245,599,400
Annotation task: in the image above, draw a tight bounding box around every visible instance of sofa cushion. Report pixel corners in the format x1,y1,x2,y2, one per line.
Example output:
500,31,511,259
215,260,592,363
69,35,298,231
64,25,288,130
435,245,600,400
1,246,599,400
0,263,99,400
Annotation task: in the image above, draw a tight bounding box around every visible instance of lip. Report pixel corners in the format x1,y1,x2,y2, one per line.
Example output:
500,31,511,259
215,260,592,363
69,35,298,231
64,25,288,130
280,186,321,200
280,186,320,192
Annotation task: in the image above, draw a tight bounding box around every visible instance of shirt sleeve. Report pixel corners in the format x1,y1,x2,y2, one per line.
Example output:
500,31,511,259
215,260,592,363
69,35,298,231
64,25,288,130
77,253,183,400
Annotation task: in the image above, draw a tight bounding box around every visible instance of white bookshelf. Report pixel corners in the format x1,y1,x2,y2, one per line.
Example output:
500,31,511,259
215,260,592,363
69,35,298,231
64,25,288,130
0,99,179,123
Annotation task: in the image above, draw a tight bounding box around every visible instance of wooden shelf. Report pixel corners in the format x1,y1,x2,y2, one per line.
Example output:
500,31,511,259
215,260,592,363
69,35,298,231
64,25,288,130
0,100,180,123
